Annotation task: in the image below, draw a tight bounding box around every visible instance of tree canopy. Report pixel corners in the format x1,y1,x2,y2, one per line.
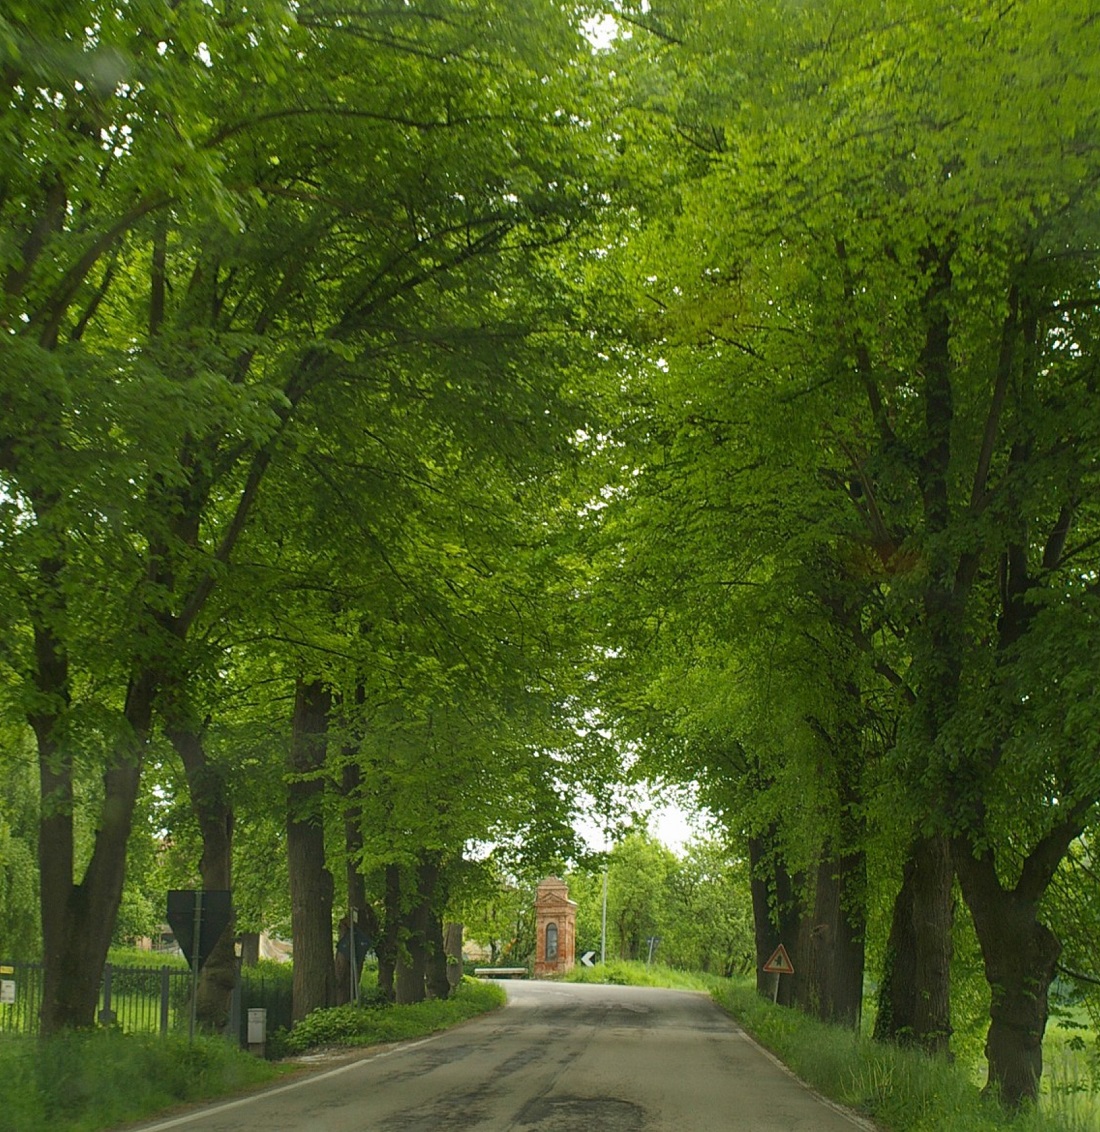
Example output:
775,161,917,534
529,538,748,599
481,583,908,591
3,0,1100,1110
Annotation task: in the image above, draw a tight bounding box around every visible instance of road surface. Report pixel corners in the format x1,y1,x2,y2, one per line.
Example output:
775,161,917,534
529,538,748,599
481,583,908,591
133,980,873,1131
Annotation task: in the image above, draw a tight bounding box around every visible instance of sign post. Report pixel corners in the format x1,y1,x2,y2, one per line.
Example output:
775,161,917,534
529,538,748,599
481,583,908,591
645,935,662,967
166,890,233,1041
762,943,795,1004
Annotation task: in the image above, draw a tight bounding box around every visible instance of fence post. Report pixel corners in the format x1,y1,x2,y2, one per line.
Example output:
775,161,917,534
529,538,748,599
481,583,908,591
99,963,116,1026
160,967,171,1035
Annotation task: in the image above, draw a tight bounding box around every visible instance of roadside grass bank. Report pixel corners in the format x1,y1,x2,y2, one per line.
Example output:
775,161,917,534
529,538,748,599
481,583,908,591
712,979,1100,1132
0,1029,283,1132
268,976,506,1057
1,977,504,1131
564,959,721,992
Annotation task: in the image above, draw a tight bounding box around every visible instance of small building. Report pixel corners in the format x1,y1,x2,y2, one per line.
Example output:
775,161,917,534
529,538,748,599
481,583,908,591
533,877,577,977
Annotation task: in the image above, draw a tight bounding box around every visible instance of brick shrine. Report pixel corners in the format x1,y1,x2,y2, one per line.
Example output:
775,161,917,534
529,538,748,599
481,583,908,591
533,876,577,977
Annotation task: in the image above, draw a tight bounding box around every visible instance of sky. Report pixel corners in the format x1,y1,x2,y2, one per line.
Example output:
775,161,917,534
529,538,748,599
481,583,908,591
575,782,712,856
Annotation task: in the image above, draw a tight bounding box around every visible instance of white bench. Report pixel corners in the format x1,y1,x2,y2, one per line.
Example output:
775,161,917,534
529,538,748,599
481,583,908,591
473,967,527,979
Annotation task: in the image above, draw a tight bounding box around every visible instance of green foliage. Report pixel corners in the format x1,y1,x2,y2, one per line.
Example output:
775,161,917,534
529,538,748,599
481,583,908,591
0,1030,282,1132
269,977,505,1057
565,832,754,975
0,727,40,959
448,857,536,964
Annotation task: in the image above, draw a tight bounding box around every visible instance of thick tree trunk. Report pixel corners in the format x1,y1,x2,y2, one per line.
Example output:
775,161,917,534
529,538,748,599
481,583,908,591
36,644,152,1034
334,757,380,1005
166,714,237,1031
774,860,804,1009
954,841,1060,1107
444,923,464,990
426,908,451,1000
288,679,335,1023
395,910,429,1005
874,834,953,1054
748,831,781,997
395,855,440,1005
377,863,401,1003
801,848,866,1028
874,852,919,1045
748,826,804,1004
239,932,261,967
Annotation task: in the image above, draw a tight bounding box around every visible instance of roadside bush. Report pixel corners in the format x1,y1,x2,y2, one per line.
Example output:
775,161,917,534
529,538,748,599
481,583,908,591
270,978,506,1058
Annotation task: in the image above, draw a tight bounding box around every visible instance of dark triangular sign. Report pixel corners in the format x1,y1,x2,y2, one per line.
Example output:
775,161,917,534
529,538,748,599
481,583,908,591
166,890,232,971
763,943,795,975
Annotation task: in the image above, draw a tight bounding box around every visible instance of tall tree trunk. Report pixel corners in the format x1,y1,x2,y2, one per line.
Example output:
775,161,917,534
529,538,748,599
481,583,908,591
395,854,440,1005
288,678,335,1023
239,932,260,967
774,860,804,1009
333,723,380,1005
36,597,153,1035
798,709,867,1029
748,825,804,1004
377,863,400,1002
444,923,464,991
165,707,237,1031
874,834,953,1053
426,908,450,1000
801,847,866,1028
747,830,782,998
954,838,1064,1107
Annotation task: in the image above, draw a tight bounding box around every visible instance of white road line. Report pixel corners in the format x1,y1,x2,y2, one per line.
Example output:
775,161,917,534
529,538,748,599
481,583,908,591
729,1024,878,1131
133,1034,441,1130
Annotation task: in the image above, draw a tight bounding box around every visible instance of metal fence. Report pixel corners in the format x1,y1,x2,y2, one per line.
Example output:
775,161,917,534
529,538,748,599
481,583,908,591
0,961,290,1042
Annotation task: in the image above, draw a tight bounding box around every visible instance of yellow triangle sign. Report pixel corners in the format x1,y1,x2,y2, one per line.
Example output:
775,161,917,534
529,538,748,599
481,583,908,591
763,943,794,975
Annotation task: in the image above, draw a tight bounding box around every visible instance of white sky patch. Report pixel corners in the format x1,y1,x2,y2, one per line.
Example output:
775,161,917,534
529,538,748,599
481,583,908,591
575,781,711,856
581,13,622,51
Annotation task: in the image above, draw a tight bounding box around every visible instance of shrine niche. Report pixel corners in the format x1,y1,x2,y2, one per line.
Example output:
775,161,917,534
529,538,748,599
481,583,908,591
533,876,577,977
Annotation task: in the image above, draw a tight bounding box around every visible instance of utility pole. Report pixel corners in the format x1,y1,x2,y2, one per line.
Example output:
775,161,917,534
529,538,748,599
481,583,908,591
600,866,608,965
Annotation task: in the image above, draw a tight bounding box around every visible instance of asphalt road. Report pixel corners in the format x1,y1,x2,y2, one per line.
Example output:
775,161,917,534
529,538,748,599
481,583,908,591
133,980,873,1131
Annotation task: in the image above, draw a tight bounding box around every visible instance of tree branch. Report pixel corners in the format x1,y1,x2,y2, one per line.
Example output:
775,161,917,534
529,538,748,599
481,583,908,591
969,284,1017,512
1015,797,1094,903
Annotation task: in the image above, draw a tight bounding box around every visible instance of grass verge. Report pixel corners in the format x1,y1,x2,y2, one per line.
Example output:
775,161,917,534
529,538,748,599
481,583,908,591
712,979,1100,1132
563,959,721,992
0,1029,283,1132
269,976,506,1057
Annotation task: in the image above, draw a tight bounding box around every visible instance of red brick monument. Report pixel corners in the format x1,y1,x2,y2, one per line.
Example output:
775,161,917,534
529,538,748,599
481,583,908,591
533,876,577,977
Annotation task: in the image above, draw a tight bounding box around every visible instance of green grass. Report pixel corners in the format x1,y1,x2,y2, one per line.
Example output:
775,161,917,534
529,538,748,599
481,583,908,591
712,978,1100,1132
563,959,721,992
0,1029,284,1132
268,976,506,1057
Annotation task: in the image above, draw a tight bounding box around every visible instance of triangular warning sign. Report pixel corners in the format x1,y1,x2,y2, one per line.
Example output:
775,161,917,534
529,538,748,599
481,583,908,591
763,943,795,975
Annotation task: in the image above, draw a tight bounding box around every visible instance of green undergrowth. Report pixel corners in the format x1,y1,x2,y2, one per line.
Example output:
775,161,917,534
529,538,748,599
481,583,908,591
269,976,506,1057
563,959,721,992
105,945,189,969
0,1028,283,1132
713,979,1100,1132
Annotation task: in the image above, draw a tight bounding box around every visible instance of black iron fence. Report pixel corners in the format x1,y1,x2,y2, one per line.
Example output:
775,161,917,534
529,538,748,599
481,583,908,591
0,961,294,1045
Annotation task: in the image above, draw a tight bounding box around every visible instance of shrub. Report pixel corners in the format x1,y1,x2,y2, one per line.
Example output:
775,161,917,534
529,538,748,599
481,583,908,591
271,978,506,1058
